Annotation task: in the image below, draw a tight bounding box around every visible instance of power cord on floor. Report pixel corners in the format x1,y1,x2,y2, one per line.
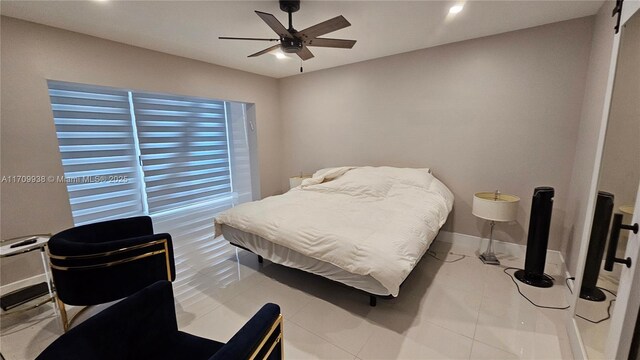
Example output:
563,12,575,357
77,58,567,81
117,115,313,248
431,256,570,309
564,277,617,324
431,256,613,319
503,267,570,310
566,276,618,324
566,277,574,293
576,298,616,324
426,249,467,263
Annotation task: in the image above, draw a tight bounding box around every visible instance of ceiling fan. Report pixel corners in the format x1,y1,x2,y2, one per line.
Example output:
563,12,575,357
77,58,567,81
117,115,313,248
219,0,356,61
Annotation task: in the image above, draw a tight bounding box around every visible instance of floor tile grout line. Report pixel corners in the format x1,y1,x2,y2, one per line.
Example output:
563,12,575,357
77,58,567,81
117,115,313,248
285,320,360,358
231,273,323,323
469,262,511,359
287,297,317,324
466,276,484,360
295,324,361,357
468,340,477,360
284,296,314,320
422,316,476,342
285,299,365,358
0,305,59,334
176,293,225,323
173,260,272,324
354,327,377,358
471,337,521,358
471,265,490,342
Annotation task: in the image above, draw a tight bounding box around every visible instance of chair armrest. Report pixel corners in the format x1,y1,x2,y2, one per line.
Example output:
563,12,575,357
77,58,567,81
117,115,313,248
101,233,176,282
37,281,178,360
210,303,282,360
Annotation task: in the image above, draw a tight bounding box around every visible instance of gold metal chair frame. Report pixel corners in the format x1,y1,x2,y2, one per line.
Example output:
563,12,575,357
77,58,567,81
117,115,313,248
249,314,284,360
47,238,172,332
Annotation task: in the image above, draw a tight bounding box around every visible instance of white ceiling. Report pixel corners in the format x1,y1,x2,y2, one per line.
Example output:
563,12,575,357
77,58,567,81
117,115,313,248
1,0,604,79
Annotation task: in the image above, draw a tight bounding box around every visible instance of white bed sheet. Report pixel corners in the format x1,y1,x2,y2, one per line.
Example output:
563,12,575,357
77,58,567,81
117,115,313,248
222,224,391,295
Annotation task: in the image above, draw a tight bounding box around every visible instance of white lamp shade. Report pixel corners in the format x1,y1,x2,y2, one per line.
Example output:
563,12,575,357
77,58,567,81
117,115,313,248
472,192,520,222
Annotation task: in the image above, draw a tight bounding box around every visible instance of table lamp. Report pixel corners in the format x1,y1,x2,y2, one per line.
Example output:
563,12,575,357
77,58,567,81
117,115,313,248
473,190,520,265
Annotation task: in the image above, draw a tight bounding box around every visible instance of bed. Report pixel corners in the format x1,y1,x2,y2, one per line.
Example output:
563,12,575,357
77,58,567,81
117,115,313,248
214,166,454,305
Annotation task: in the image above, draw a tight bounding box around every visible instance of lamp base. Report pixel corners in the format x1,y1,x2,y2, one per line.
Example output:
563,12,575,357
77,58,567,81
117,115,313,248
514,269,553,288
579,287,606,302
479,252,500,265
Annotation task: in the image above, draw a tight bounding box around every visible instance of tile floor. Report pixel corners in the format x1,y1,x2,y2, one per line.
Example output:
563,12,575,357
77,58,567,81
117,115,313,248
0,238,575,360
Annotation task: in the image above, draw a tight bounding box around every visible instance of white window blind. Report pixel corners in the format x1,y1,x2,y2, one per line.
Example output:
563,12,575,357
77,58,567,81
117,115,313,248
131,92,232,214
48,81,145,225
48,81,256,227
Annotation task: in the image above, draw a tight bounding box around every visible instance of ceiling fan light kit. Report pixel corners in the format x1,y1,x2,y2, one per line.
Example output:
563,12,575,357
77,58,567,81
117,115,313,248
281,37,303,53
219,0,356,64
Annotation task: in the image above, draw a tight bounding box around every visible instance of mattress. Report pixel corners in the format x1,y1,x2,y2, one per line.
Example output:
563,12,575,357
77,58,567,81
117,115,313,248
214,166,454,296
221,224,391,296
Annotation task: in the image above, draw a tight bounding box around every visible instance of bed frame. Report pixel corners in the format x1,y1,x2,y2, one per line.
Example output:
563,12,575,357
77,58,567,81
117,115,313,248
230,243,395,307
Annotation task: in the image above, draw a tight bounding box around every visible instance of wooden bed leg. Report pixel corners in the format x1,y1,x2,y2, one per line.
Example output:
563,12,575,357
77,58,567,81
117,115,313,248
369,295,377,307
258,255,263,264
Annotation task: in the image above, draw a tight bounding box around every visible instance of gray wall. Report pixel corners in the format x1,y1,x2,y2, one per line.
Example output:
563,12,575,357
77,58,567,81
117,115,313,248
0,16,282,285
561,3,617,277
279,17,594,250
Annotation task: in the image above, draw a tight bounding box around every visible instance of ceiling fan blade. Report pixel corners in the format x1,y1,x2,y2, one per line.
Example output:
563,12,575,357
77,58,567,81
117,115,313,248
255,11,293,38
248,44,282,58
219,37,279,42
305,38,356,49
297,15,351,40
296,46,314,61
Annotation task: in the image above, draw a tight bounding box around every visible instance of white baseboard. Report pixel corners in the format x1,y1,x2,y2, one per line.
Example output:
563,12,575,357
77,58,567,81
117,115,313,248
0,273,48,295
434,230,564,266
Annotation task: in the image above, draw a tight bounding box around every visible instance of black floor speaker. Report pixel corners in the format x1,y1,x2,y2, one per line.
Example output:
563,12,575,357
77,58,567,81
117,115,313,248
579,191,614,302
515,187,555,288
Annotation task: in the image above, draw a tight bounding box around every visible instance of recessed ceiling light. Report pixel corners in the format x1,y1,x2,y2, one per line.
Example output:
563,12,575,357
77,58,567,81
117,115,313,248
449,4,464,14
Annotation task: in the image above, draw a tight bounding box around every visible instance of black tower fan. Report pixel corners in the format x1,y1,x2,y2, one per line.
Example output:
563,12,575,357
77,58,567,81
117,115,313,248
579,191,614,301
515,187,555,288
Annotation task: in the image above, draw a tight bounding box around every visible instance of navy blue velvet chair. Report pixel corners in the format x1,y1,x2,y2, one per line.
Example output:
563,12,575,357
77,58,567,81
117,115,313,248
36,281,283,360
47,216,176,331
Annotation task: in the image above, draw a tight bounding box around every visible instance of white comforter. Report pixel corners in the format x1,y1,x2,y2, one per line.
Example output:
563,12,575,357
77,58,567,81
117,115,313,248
214,166,454,296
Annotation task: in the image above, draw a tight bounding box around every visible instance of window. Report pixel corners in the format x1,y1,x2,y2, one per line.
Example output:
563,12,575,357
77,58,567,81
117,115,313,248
48,80,256,226
131,92,231,214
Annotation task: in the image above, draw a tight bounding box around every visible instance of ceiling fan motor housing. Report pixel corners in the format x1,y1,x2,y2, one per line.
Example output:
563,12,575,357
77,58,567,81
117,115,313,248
281,37,303,53
280,0,300,13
